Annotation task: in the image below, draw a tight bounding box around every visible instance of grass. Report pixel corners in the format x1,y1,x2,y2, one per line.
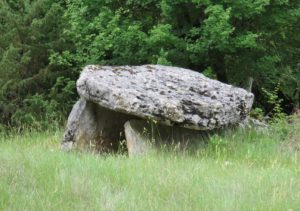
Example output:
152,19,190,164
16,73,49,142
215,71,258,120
0,117,300,210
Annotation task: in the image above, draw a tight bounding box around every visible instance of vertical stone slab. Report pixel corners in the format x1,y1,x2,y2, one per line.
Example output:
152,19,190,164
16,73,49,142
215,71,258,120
124,120,153,156
61,99,98,151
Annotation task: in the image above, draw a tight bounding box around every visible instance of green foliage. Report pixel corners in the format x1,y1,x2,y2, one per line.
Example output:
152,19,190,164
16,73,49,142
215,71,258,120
11,94,54,128
1,0,300,127
10,76,76,129
250,107,265,121
262,84,286,121
48,76,77,115
0,0,71,126
207,134,229,157
202,67,217,79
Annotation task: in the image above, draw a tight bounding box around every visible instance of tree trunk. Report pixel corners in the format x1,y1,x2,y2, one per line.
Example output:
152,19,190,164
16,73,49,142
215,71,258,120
246,77,254,93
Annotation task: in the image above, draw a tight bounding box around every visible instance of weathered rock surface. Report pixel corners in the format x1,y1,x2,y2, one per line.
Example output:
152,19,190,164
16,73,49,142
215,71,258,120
62,64,254,153
77,65,254,130
239,117,268,132
62,99,96,151
124,120,152,155
62,99,138,152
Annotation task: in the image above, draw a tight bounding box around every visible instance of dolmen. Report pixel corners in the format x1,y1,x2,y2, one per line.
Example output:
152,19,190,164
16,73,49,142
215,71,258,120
62,65,254,155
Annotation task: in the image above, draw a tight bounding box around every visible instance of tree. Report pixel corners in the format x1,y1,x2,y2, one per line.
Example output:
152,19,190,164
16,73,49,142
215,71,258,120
0,0,74,126
1,0,300,127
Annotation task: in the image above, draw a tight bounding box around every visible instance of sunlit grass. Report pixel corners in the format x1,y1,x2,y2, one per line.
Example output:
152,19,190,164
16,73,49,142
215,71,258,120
0,118,300,210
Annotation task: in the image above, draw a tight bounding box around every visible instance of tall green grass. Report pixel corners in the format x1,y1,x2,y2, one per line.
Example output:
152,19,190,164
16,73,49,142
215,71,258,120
0,118,299,210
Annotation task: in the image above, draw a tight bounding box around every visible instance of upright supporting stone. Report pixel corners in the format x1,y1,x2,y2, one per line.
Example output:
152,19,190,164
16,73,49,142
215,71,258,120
124,120,153,156
62,99,97,151
62,99,138,152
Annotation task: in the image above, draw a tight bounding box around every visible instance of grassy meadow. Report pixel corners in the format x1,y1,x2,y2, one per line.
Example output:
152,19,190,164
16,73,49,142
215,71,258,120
0,117,300,210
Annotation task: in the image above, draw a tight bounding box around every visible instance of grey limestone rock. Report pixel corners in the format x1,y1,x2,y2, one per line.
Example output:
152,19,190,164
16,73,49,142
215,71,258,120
62,99,137,152
61,99,97,151
77,65,254,130
62,64,254,154
124,120,152,156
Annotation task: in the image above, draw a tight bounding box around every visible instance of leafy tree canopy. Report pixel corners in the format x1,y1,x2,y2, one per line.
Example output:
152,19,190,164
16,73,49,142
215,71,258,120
1,0,300,127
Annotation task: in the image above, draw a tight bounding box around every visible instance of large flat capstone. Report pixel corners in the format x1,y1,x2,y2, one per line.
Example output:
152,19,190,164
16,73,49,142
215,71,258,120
77,65,254,130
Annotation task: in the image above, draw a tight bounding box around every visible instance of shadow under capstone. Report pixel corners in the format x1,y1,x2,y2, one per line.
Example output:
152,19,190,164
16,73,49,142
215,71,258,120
124,119,211,155
61,100,211,155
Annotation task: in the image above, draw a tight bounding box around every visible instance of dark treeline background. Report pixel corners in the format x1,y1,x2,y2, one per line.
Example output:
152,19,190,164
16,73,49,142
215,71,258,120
0,0,300,128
